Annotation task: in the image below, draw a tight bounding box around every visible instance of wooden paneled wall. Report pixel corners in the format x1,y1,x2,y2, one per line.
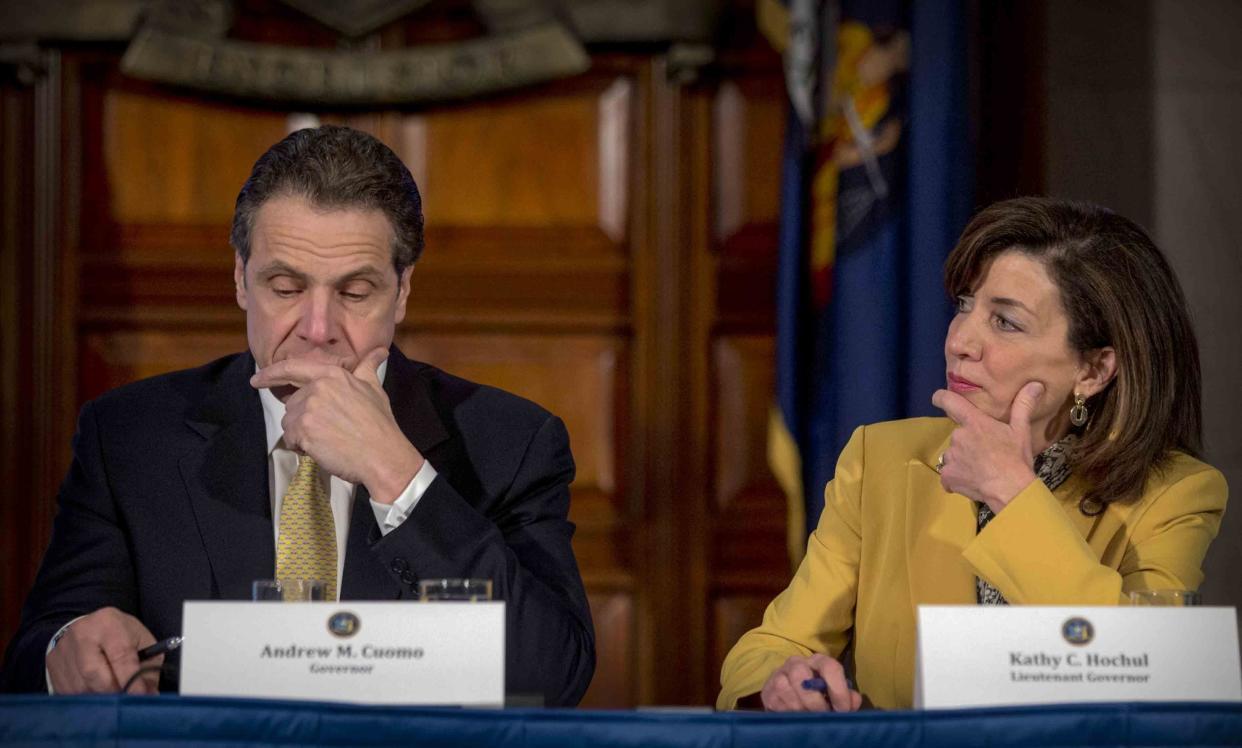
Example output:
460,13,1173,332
0,12,791,708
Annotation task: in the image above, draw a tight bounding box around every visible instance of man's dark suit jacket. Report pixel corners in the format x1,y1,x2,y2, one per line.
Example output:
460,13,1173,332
0,347,595,706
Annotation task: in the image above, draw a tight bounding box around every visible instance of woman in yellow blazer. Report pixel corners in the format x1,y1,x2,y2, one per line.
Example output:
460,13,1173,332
718,198,1227,712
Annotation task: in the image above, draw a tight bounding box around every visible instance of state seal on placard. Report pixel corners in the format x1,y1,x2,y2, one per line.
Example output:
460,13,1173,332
328,611,361,638
1062,617,1094,646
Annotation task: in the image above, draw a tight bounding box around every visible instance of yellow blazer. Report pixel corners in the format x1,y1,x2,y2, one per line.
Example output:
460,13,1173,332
718,417,1227,711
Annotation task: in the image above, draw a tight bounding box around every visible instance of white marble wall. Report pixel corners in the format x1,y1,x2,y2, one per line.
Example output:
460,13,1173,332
1043,0,1242,609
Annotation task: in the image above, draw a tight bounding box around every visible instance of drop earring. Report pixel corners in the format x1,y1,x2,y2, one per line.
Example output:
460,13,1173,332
1070,393,1089,427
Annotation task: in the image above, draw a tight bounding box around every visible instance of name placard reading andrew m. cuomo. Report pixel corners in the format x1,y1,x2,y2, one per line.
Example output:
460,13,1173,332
914,605,1241,709
180,601,505,705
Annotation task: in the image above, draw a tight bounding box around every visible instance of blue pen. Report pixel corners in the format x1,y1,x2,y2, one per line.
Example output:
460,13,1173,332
801,677,857,693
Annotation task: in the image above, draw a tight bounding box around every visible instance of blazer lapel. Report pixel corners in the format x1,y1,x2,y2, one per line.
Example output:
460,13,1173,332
339,346,451,600
383,345,450,456
180,353,274,600
905,435,978,606
1052,473,1108,553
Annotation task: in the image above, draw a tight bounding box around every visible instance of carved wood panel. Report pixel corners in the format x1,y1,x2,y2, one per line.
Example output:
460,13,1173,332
712,78,784,334
713,80,782,248
415,83,627,233
397,334,623,495
101,90,288,225
704,65,790,699
708,336,787,597
2,7,796,711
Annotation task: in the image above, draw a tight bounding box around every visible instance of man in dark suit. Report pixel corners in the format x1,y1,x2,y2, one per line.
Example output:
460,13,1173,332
0,125,595,706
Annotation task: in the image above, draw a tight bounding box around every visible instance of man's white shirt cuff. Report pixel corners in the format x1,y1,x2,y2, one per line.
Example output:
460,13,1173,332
45,615,87,694
370,459,438,535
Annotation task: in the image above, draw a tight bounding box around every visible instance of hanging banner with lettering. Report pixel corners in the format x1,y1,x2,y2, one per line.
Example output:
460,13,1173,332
180,601,505,706
914,605,1242,709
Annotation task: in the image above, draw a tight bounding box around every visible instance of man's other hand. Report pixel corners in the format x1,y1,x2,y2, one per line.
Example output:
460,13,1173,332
46,607,160,694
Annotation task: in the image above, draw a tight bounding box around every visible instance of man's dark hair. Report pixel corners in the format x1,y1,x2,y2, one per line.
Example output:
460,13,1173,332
230,125,424,276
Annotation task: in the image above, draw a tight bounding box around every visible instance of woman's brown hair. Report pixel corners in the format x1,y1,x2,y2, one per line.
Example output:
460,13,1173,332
943,197,1202,513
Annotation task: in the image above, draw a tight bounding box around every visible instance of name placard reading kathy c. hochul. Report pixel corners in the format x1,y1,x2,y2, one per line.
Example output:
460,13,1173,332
914,605,1241,708
179,601,505,705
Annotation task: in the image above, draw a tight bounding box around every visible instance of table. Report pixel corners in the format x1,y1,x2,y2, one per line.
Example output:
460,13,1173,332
2,695,1240,747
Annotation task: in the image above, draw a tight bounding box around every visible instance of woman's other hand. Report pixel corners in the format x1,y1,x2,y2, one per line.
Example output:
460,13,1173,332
759,654,862,712
932,380,1044,513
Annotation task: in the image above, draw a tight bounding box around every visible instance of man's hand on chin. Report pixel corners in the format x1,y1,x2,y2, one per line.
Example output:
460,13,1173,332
250,346,425,503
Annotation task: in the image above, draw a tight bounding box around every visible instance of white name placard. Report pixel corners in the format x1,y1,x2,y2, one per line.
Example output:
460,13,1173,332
180,601,505,706
914,605,1241,709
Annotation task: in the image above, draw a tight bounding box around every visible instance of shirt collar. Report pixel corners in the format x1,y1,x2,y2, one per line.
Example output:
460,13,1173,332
256,360,389,455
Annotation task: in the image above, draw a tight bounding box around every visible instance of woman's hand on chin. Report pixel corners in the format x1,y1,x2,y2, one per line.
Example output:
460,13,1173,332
932,381,1045,513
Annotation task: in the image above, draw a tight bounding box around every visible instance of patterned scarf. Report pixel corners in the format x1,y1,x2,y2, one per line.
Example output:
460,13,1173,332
976,436,1075,605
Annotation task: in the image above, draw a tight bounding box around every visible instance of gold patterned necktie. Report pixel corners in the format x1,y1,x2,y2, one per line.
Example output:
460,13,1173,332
275,454,337,601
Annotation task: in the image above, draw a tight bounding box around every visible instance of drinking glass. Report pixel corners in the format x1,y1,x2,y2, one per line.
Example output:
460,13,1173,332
419,578,492,601
252,579,326,602
1126,589,1201,606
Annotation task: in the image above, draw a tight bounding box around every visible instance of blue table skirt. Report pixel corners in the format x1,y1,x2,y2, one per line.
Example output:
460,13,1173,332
1,695,1239,747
